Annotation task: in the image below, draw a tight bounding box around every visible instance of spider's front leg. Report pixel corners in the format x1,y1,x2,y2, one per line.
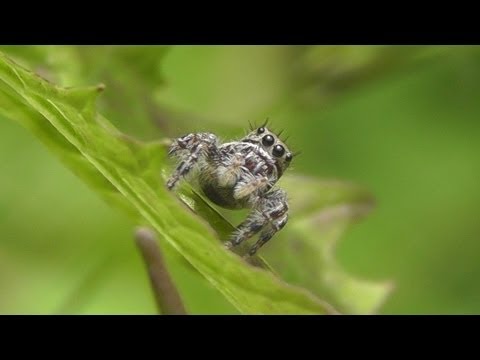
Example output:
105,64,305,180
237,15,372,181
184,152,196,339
166,132,219,190
226,188,289,257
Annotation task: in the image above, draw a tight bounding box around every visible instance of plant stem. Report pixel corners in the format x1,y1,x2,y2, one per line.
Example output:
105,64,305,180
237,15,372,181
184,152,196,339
134,227,187,315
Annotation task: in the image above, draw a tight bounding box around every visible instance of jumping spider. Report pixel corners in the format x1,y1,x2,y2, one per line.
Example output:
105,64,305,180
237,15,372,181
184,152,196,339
166,120,294,257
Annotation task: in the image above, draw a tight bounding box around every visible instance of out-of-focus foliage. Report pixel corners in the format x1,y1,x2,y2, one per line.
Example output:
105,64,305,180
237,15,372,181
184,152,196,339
0,48,384,314
1,45,479,314
0,51,337,314
264,176,393,314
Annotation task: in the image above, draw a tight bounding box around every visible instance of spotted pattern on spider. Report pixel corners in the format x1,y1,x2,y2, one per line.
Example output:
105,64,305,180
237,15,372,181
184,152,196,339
166,120,295,257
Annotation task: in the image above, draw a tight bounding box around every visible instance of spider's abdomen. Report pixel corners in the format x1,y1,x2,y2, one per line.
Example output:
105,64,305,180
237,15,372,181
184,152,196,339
200,179,242,209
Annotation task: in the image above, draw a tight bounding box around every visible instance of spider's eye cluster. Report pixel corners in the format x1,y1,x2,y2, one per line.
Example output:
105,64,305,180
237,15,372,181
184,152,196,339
254,127,293,162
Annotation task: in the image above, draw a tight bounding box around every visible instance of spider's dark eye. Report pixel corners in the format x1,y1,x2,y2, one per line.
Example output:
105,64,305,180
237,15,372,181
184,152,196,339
272,144,285,157
257,127,265,134
262,135,275,147
285,153,293,162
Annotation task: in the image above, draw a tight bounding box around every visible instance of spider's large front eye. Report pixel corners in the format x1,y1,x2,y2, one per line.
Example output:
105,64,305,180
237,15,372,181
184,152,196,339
257,127,265,134
273,144,285,157
262,135,275,147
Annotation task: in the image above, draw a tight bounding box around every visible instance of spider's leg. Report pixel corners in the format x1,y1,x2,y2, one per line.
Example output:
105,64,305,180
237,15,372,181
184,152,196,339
247,213,288,257
226,189,289,255
167,133,218,190
246,189,288,256
225,208,265,249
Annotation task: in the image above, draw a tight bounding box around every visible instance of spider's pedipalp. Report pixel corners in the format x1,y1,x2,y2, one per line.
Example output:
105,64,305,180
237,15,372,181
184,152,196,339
216,153,245,187
233,173,270,200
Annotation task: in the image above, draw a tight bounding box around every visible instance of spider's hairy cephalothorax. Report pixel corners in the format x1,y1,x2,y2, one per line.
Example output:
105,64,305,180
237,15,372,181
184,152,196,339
166,121,294,256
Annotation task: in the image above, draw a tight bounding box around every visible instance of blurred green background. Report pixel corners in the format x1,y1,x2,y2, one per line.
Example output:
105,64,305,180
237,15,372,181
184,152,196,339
0,45,479,314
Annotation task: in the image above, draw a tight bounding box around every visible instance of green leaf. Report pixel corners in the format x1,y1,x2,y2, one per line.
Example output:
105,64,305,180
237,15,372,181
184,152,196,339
264,175,394,314
0,51,337,314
